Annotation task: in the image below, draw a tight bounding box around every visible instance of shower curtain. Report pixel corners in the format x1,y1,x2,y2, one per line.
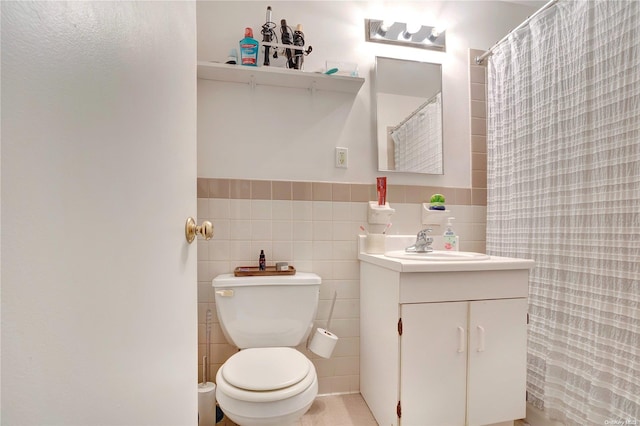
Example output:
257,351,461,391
391,92,442,173
486,1,640,425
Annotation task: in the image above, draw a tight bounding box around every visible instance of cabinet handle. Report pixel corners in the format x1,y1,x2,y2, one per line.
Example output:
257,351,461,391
457,326,465,353
477,325,485,352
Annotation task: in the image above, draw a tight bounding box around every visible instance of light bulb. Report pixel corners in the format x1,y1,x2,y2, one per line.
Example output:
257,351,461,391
401,22,422,41
428,27,443,42
406,23,422,35
376,20,393,37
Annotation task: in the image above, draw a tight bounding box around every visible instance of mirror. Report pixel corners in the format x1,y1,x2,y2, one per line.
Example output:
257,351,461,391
375,57,443,174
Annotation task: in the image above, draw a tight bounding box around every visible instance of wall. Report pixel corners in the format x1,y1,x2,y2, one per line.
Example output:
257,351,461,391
196,179,487,393
197,1,535,187
470,49,489,192
196,1,538,394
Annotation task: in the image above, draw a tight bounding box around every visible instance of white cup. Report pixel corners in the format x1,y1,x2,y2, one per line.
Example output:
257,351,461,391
366,234,386,254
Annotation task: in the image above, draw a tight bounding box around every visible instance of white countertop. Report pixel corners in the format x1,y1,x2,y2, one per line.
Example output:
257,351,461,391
358,235,535,273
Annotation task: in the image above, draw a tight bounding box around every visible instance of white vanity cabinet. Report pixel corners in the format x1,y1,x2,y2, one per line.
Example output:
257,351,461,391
359,258,532,426
401,298,528,426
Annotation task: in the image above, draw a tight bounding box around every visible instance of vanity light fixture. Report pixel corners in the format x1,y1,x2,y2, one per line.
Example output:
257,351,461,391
365,18,446,52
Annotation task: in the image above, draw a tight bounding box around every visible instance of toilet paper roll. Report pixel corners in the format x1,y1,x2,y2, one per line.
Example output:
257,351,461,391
309,327,339,359
198,382,216,426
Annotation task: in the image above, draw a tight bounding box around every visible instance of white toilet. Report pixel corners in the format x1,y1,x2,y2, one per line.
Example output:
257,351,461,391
212,272,321,426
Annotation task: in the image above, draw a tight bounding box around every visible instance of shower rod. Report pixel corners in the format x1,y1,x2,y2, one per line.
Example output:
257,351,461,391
475,0,559,65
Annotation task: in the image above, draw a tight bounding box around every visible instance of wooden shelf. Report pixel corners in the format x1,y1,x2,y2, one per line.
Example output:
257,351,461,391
234,266,296,276
197,61,365,94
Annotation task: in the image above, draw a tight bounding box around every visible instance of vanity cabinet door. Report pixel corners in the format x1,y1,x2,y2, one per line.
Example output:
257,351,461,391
467,298,528,426
400,302,468,426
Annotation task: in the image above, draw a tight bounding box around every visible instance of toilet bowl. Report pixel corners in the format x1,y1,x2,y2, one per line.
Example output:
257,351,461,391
215,347,318,426
212,273,322,425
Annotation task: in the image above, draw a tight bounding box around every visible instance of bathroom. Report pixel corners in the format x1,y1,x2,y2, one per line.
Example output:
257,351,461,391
195,0,529,403
197,1,531,423
2,1,638,426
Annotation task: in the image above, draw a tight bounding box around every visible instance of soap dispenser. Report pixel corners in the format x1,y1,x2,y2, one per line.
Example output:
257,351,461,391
443,217,459,251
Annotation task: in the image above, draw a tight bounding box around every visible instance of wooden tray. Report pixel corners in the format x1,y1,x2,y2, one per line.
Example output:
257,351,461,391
234,266,296,277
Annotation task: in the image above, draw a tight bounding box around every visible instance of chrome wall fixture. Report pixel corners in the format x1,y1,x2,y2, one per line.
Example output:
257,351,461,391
365,19,446,51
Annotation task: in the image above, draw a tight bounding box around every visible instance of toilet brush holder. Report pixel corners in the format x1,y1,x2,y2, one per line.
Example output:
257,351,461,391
198,382,216,426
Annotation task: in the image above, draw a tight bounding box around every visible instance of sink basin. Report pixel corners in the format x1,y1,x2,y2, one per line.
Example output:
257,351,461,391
384,250,490,261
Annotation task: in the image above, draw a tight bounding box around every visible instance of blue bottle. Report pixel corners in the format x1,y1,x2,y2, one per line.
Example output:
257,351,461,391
239,27,259,66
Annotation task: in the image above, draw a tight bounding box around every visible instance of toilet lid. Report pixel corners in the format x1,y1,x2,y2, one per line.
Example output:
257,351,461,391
222,347,310,391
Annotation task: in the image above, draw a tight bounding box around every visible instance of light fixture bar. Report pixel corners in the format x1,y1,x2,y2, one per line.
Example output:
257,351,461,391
365,19,446,52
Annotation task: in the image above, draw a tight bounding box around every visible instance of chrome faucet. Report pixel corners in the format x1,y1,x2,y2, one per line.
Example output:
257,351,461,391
405,228,434,253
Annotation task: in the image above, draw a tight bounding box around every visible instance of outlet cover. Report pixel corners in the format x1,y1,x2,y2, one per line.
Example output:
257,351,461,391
335,147,348,168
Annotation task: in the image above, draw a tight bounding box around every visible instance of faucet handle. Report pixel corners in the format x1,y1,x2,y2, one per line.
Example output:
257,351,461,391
417,227,433,238
406,228,434,253
417,228,434,248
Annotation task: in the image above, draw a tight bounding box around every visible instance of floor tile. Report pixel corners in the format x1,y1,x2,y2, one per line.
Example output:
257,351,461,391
218,393,377,426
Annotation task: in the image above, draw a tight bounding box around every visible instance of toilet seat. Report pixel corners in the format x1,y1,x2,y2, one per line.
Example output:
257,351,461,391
223,347,310,391
216,347,316,403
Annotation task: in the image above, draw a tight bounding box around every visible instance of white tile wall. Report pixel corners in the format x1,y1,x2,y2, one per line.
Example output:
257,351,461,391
197,198,486,394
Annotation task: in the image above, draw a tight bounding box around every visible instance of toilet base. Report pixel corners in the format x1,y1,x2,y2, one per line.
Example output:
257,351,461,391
216,376,318,426
221,400,313,426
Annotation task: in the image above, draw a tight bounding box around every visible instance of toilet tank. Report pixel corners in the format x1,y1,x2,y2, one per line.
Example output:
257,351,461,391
212,272,321,348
